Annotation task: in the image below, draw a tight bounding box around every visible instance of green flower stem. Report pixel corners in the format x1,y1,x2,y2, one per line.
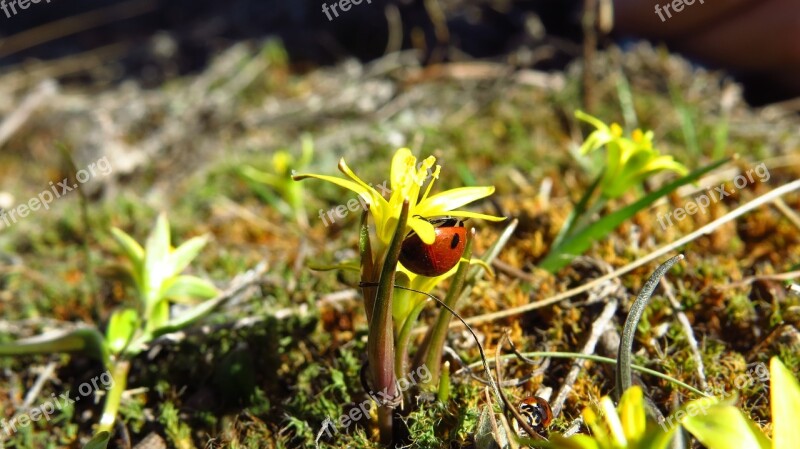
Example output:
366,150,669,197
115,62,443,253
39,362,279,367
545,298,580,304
419,228,474,387
358,208,376,324
97,359,130,433
395,297,430,381
367,200,409,445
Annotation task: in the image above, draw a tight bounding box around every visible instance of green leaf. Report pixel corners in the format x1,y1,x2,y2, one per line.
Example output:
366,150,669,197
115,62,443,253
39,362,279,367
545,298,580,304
148,289,227,339
0,327,108,366
83,431,110,449
170,235,209,277
148,299,170,333
616,255,684,399
540,156,731,272
771,357,800,448
105,308,138,355
110,227,144,287
161,275,218,303
681,405,770,449
143,213,171,305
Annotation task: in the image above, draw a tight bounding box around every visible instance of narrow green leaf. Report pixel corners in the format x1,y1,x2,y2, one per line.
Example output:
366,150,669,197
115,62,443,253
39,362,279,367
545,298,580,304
617,255,684,399
149,289,226,339
540,157,732,272
161,275,218,303
105,308,138,355
83,431,110,449
110,227,144,287
110,227,144,264
143,213,171,305
551,171,604,250
170,235,209,277
148,299,170,333
771,357,800,448
359,207,375,324
0,327,108,365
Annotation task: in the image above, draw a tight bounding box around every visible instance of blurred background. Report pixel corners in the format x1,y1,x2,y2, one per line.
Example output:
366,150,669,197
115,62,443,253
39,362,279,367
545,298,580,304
1,0,798,105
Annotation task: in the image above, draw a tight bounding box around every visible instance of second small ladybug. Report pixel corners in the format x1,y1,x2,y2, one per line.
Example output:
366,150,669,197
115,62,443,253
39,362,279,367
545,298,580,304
517,396,553,435
399,217,466,277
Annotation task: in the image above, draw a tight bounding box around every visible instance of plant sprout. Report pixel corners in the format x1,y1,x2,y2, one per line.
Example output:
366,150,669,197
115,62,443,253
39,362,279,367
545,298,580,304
239,134,314,228
0,213,221,449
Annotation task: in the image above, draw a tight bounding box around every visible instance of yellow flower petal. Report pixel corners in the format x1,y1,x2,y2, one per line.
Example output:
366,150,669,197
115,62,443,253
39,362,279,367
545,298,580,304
415,186,496,216
441,210,506,222
292,172,372,203
338,158,388,208
407,216,436,244
619,386,646,443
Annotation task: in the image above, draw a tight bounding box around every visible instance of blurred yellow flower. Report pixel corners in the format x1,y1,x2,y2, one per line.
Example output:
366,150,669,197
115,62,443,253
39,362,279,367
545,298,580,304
576,110,688,199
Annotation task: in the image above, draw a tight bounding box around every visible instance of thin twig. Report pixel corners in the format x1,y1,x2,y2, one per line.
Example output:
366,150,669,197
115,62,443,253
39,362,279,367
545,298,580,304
661,278,708,392
717,270,800,290
771,197,800,230
0,80,57,147
19,361,58,411
551,298,618,418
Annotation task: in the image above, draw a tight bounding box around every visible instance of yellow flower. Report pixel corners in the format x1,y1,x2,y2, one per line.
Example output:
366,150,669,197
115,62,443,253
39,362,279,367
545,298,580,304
575,110,688,199
551,386,677,449
293,148,504,253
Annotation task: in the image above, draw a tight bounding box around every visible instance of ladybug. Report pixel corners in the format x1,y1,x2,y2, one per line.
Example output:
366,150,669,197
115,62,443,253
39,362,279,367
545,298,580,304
517,396,553,435
399,217,466,277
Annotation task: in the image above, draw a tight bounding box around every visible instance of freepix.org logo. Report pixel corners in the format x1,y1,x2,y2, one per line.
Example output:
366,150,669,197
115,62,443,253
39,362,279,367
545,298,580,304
321,0,373,22
0,156,113,229
657,162,770,230
1,0,55,19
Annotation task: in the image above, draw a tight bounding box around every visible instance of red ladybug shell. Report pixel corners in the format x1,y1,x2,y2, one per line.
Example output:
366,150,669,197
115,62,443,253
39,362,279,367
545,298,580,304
518,396,552,433
399,220,466,277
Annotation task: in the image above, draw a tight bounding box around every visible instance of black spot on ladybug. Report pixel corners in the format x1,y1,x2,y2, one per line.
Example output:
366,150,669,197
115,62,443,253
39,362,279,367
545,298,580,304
450,233,460,249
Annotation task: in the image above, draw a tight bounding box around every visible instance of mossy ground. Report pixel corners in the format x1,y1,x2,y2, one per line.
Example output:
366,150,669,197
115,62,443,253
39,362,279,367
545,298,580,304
0,39,798,448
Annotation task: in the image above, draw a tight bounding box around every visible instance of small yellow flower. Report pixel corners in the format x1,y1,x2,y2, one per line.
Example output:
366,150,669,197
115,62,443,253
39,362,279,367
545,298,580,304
575,110,688,199
293,148,504,253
